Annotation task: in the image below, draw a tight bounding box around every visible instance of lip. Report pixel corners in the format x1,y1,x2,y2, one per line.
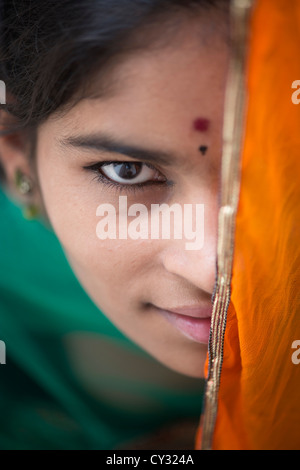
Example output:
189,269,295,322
156,304,212,344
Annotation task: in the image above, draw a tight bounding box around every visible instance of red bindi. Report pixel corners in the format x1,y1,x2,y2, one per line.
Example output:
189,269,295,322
193,118,210,132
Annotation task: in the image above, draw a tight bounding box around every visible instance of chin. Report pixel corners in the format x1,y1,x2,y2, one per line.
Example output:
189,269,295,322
150,343,208,379
169,361,206,379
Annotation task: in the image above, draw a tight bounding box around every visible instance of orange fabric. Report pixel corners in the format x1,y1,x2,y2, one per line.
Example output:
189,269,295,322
197,0,300,450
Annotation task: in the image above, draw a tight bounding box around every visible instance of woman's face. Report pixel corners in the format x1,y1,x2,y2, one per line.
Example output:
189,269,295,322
36,19,229,377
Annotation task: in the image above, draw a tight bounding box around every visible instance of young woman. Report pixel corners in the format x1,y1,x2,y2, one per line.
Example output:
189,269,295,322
1,0,300,450
0,0,230,377
0,0,229,450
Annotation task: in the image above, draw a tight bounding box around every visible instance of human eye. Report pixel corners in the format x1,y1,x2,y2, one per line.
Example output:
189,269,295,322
83,161,167,190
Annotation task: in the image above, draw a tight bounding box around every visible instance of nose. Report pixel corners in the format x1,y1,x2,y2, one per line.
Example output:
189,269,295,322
159,191,218,296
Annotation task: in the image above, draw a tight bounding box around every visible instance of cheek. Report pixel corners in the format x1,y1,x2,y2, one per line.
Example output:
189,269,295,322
36,146,153,298
37,156,95,258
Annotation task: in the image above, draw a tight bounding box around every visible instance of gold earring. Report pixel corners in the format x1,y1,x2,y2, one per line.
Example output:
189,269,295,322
14,169,40,220
23,203,40,220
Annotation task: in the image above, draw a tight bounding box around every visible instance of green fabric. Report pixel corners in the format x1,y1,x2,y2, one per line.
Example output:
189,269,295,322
0,185,203,450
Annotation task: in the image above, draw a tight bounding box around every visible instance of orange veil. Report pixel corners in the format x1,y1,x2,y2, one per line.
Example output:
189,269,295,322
196,0,300,450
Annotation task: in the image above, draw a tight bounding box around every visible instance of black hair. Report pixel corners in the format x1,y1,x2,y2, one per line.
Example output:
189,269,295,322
0,0,227,134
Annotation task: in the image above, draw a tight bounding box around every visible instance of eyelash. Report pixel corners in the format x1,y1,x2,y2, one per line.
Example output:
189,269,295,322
83,161,171,193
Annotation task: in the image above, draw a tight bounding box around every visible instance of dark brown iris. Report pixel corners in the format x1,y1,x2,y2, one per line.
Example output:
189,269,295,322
113,162,142,179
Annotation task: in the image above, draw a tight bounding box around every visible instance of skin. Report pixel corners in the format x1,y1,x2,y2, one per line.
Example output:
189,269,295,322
0,13,229,378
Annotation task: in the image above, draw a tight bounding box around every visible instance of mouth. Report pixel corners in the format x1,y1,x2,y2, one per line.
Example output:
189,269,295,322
155,304,212,344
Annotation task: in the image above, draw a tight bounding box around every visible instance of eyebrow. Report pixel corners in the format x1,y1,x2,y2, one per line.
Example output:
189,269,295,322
59,133,179,166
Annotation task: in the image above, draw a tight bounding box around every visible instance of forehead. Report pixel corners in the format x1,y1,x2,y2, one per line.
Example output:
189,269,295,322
46,18,229,146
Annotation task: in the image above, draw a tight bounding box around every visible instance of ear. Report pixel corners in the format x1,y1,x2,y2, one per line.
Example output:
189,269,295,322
0,112,39,204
